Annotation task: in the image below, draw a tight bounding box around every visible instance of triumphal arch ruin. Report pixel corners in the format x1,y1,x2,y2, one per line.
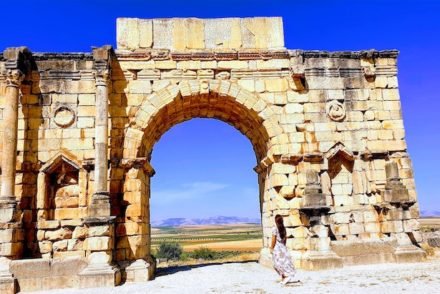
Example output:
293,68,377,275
0,17,425,292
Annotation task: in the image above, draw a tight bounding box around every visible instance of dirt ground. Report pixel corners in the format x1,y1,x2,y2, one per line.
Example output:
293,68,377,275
26,255,440,294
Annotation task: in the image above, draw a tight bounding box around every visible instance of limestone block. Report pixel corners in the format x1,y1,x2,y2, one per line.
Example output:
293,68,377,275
0,229,24,243
84,237,112,251
364,210,379,222
256,59,290,70
334,195,353,207
285,103,304,114
172,18,205,50
403,219,420,232
332,224,350,236
45,228,73,241
78,94,95,105
204,18,242,49
349,223,365,235
128,81,152,94
117,18,140,50
10,259,51,279
37,220,61,230
55,196,79,208
331,213,350,224
54,208,85,220
265,78,288,92
124,179,143,192
381,221,403,233
385,209,403,221
382,120,404,130
126,204,146,217
292,227,310,238
72,226,88,239
67,239,83,251
61,219,83,227
0,242,23,256
284,212,302,227
88,225,112,237
53,240,68,252
77,117,95,128
37,230,45,241
38,241,52,254
271,163,295,174
241,17,284,49
364,222,381,233
270,174,288,188
279,186,295,199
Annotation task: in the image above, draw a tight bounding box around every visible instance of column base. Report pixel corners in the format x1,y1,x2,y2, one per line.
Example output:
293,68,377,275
88,192,111,217
79,263,121,288
0,200,18,223
125,258,156,283
300,250,343,270
0,258,16,294
394,245,426,263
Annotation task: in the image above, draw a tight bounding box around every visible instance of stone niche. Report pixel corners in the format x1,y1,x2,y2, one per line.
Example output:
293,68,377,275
35,152,87,259
326,143,355,210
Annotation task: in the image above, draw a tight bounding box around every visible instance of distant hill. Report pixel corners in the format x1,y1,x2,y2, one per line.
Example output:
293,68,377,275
152,216,261,227
421,210,440,217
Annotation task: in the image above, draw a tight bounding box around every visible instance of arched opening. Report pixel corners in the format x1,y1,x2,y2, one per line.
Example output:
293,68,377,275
150,118,262,267
119,81,273,278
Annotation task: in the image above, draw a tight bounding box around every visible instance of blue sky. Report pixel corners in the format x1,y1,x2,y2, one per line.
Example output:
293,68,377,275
1,0,439,219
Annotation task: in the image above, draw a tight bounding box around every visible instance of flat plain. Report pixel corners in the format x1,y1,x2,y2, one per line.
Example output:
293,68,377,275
151,224,263,252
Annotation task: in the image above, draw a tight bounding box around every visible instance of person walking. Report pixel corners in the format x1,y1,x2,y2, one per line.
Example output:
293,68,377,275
270,214,300,285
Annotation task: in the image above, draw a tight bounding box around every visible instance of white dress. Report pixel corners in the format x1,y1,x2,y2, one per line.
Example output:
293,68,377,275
272,226,296,278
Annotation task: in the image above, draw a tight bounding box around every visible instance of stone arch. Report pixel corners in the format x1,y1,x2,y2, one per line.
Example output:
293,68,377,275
122,80,276,162
118,80,277,280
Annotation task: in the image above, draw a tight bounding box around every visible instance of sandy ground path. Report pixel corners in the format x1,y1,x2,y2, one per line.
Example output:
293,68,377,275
25,259,440,294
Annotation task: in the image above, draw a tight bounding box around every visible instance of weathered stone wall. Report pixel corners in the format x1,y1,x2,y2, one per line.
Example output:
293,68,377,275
0,17,426,293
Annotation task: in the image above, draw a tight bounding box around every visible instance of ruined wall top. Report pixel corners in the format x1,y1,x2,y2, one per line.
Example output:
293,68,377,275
116,17,285,51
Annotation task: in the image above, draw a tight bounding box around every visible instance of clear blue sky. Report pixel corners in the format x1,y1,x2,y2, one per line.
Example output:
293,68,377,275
1,0,439,219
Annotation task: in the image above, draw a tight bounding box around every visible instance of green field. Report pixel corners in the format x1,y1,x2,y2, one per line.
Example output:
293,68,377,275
151,224,263,252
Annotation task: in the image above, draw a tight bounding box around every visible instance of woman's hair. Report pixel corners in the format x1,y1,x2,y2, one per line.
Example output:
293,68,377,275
275,214,287,244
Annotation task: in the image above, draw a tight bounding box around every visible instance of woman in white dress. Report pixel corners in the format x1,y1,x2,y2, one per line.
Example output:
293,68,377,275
270,214,299,285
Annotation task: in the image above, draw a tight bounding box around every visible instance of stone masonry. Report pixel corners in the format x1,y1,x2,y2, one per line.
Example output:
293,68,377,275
0,17,426,292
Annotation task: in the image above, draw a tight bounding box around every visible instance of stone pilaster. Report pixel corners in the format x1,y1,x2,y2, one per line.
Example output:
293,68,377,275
80,46,120,288
88,46,112,218
0,47,28,294
0,68,24,216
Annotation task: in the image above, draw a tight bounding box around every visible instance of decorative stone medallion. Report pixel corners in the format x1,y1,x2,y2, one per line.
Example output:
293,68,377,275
53,106,76,128
326,100,346,122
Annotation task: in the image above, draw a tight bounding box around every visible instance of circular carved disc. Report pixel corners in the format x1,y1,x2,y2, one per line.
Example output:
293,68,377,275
54,107,75,128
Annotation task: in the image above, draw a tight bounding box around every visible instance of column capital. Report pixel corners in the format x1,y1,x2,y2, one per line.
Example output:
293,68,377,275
5,69,24,88
95,69,110,87
2,47,31,89
93,45,114,87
